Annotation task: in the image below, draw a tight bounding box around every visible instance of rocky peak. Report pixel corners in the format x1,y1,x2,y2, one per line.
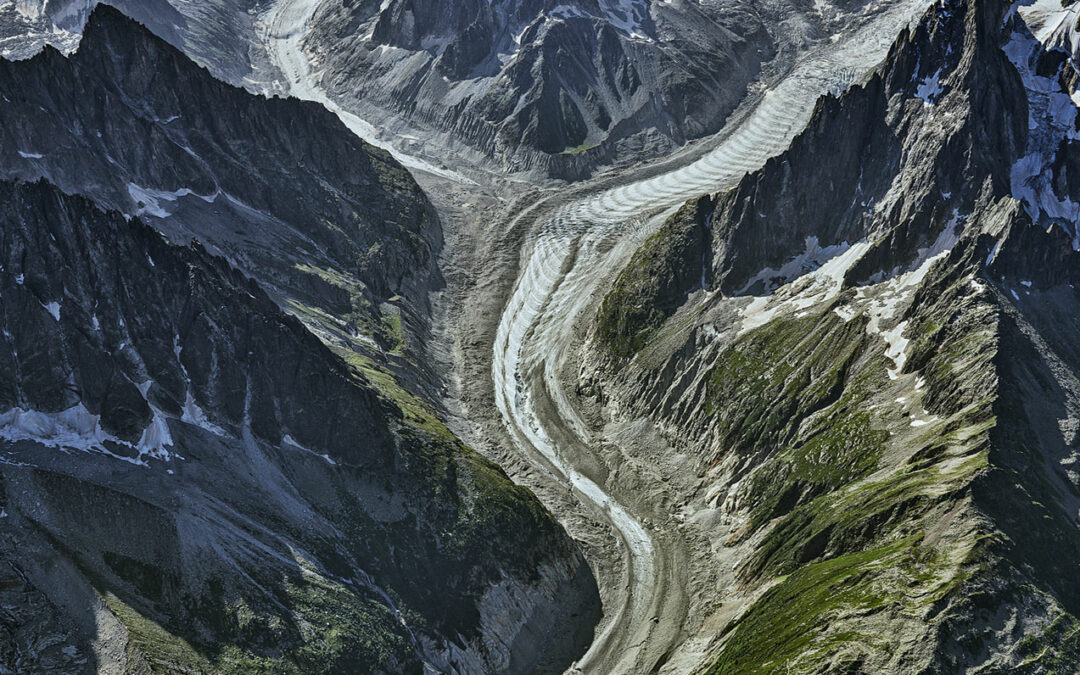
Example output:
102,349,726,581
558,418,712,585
699,0,1034,297
308,0,770,176
0,4,438,366
371,0,654,58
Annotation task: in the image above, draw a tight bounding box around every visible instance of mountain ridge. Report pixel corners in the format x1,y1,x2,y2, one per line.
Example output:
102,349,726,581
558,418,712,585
575,0,1080,669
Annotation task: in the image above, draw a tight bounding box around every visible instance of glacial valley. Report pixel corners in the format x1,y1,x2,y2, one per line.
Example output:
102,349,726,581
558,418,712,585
3,0,1080,673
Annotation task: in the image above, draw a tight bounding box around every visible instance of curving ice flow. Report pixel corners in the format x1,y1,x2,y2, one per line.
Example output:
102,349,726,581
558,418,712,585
491,0,932,671
263,0,470,182
259,0,932,668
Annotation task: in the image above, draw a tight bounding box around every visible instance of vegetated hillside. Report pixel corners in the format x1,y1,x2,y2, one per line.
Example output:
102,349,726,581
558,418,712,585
584,0,1080,669
0,178,600,674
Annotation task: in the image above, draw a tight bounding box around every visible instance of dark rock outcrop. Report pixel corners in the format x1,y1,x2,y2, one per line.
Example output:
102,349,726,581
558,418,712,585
704,0,1027,296
0,178,601,673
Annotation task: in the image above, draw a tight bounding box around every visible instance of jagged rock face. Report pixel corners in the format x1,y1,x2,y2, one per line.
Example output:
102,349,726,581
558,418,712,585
0,179,600,673
702,0,1027,296
0,5,434,347
0,179,394,459
0,0,91,57
580,0,1080,669
307,0,775,177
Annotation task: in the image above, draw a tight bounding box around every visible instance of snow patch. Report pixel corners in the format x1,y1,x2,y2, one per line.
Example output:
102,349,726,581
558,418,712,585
550,5,588,20
282,434,337,465
42,300,60,321
1020,0,1080,61
17,150,43,159
181,393,226,437
882,321,910,380
740,240,871,334
915,67,945,105
738,237,858,295
127,183,218,219
837,214,961,380
0,403,174,466
834,304,858,321
599,0,652,40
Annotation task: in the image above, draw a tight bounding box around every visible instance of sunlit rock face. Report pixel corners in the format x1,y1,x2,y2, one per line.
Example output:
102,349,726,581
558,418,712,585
579,0,1080,669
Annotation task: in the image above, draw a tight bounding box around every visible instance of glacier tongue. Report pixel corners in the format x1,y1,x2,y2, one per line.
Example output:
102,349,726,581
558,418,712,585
491,0,936,669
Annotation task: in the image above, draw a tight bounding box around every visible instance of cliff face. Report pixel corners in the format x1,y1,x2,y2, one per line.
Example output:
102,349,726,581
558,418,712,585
700,0,1025,296
0,4,455,414
0,5,432,322
0,178,600,674
582,0,1080,669
0,6,602,674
